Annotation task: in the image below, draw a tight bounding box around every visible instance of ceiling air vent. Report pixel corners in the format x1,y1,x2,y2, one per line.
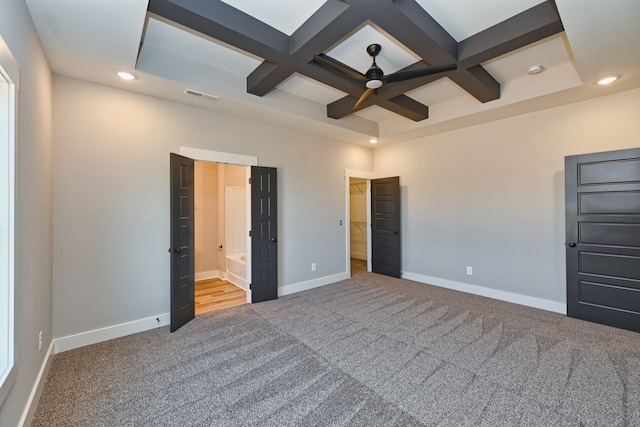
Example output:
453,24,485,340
184,89,220,102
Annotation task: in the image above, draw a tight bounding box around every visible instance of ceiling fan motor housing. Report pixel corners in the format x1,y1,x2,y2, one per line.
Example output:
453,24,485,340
366,65,384,82
365,43,384,87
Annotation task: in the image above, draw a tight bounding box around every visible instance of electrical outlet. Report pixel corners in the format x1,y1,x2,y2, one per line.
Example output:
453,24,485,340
466,266,473,276
38,330,43,352
311,262,317,272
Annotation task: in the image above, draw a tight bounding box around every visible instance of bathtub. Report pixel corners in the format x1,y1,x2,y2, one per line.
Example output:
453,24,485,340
226,252,247,290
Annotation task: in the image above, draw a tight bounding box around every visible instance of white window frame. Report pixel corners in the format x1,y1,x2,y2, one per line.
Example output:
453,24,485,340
0,35,18,407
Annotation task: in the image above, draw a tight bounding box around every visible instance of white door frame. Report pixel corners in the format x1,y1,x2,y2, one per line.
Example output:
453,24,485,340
181,147,257,303
344,169,374,275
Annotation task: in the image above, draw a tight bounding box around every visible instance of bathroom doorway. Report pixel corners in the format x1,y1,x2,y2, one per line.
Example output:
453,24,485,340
194,161,249,316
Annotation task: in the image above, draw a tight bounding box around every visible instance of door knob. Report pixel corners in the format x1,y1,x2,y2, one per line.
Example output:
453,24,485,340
568,243,576,247
393,231,399,234
271,237,278,243
173,247,182,253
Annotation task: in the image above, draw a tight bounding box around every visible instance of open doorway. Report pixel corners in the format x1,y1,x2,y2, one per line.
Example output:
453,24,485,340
349,177,368,277
345,170,373,277
170,149,278,331
344,170,402,279
194,161,249,316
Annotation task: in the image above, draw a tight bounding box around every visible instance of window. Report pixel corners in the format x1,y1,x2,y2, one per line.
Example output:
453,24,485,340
0,35,17,406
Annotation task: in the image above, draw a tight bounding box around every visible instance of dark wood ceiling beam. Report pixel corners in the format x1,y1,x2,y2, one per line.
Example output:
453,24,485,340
249,58,370,98
375,0,457,64
320,0,562,113
248,1,364,96
289,0,352,55
327,95,363,119
246,62,286,96
240,0,461,101
383,95,429,121
304,64,365,95
327,92,429,121
448,66,501,103
146,0,564,121
458,1,564,68
377,63,453,97
249,0,437,98
147,0,289,60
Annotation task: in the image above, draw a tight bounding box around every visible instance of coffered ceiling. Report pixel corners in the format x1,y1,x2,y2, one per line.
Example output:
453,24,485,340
24,0,640,146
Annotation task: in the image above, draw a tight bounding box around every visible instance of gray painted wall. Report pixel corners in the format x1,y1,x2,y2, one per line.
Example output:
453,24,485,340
52,76,374,339
0,0,53,425
374,88,640,305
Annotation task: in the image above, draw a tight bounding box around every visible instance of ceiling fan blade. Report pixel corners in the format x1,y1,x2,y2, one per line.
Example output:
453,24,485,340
383,64,457,84
312,53,367,83
354,88,375,109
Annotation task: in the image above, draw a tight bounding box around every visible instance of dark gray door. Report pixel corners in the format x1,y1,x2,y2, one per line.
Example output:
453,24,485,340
565,147,640,333
251,166,278,303
169,153,195,332
371,177,401,278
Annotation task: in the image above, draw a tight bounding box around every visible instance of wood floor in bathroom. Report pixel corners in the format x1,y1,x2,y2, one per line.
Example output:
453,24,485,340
195,278,246,316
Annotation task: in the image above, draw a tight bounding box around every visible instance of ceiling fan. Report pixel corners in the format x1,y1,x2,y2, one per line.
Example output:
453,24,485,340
313,43,457,110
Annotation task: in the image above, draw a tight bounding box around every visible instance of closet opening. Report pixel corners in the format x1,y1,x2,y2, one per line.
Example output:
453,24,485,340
348,176,371,277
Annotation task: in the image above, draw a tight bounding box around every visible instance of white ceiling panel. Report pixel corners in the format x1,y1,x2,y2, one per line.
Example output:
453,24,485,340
354,105,396,123
407,79,468,106
144,18,261,76
482,34,571,83
277,74,347,104
415,0,546,41
326,25,421,75
221,0,327,35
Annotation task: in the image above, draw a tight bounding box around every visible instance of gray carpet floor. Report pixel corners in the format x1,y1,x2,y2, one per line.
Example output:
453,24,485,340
33,272,640,426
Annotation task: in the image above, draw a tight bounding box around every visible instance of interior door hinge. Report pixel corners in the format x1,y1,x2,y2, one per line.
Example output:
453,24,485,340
249,177,252,184
249,283,252,290
249,230,252,237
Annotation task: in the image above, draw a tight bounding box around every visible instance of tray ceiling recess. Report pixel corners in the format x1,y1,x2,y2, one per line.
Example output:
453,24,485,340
144,0,563,122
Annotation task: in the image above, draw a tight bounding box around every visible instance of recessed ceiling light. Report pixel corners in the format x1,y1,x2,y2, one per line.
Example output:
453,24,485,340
595,75,620,85
527,64,544,75
369,138,378,144
116,71,136,81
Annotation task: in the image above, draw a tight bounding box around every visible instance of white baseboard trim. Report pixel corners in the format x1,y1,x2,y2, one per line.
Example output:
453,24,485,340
54,313,171,354
18,340,55,427
227,273,248,291
195,270,219,281
402,272,566,315
279,272,349,297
